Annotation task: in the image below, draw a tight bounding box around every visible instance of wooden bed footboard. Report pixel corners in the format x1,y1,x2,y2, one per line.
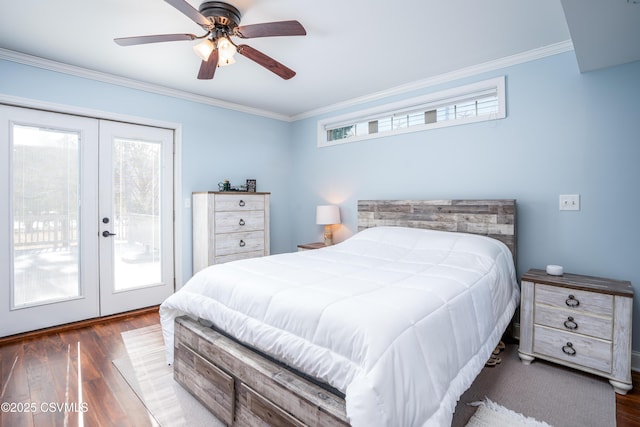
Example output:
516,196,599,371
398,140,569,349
173,316,350,427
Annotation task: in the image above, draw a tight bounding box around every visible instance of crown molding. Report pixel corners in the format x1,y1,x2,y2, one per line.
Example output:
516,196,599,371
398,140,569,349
0,48,290,122
1,40,574,123
291,40,575,121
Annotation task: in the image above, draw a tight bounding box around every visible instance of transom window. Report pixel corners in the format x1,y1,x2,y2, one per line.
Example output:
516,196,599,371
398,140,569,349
318,76,506,147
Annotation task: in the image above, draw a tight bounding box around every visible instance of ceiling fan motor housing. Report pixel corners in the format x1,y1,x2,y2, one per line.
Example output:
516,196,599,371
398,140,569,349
199,1,242,29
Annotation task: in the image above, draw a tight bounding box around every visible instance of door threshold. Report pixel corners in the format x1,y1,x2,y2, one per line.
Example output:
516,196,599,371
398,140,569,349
0,305,159,346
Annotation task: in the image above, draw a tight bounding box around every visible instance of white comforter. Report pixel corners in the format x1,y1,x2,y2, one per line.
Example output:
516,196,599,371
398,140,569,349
160,226,519,427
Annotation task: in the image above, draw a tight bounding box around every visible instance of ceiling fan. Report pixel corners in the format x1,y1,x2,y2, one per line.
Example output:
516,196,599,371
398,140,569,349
114,0,306,80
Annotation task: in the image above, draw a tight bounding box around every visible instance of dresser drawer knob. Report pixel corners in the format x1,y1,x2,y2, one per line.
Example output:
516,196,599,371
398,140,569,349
562,342,577,356
239,219,245,226
239,239,246,247
563,316,578,330
565,295,580,307
239,200,245,207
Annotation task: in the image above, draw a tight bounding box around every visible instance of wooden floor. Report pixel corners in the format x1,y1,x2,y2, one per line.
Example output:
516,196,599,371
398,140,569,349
1,310,639,427
0,310,161,427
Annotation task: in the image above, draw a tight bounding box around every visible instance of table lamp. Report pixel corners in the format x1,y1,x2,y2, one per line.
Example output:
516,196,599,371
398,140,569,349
316,205,341,245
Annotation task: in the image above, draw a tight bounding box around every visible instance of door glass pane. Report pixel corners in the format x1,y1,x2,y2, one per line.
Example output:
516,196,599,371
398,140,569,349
12,125,80,307
113,138,162,291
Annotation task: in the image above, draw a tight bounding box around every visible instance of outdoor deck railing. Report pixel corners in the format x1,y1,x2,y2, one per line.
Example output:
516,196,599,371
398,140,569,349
13,214,158,250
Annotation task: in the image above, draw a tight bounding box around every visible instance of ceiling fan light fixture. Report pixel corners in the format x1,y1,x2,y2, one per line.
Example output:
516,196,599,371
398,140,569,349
218,55,236,67
193,39,215,61
115,0,306,80
217,36,237,63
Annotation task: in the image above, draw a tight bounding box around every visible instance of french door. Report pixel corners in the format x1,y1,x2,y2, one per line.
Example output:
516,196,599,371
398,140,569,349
0,105,174,336
98,120,174,315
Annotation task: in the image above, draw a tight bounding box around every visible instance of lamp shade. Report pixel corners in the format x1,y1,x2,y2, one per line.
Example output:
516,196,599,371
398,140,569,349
217,37,237,62
193,39,215,61
316,205,341,225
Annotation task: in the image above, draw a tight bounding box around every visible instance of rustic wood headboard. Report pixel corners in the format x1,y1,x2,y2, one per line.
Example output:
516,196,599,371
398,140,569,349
357,199,517,262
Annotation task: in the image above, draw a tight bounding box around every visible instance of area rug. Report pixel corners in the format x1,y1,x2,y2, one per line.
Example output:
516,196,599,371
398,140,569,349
114,325,616,427
464,398,552,427
452,343,615,427
113,324,224,427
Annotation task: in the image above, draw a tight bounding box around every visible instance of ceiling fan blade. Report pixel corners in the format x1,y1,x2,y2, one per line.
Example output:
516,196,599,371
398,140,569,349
237,44,296,80
236,20,306,38
197,49,219,80
164,0,212,29
114,33,197,46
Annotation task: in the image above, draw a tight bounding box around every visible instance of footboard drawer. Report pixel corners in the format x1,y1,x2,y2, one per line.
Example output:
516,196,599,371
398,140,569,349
236,383,306,427
174,316,350,427
174,342,235,426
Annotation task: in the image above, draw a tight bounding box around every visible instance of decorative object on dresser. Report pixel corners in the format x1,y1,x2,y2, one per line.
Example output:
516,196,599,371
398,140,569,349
518,268,634,394
192,191,270,273
297,242,325,251
316,204,341,245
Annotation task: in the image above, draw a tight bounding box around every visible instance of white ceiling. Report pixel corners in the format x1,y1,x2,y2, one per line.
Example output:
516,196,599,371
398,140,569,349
0,1,638,119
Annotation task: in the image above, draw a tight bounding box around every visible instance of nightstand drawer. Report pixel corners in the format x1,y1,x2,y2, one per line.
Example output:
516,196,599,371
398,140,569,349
535,283,613,317
534,304,613,340
215,211,265,233
533,325,612,373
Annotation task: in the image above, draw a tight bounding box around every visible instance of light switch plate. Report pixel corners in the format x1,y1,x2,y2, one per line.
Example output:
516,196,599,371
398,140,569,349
559,194,580,211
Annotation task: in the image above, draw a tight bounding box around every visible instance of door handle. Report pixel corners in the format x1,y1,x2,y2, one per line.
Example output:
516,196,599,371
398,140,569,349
102,230,116,237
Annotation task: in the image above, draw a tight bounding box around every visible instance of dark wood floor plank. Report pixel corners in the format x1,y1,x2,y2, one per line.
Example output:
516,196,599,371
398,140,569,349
23,337,66,426
1,343,30,401
617,370,640,427
0,342,34,427
1,309,638,426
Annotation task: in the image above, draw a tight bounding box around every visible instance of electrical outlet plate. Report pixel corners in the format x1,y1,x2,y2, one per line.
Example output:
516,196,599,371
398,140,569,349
559,194,580,211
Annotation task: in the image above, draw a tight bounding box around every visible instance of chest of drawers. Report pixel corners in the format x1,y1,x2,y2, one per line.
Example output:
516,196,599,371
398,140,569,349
518,269,634,394
192,192,270,273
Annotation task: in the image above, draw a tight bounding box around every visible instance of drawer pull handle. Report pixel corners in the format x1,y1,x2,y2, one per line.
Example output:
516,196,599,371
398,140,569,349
563,317,578,330
239,219,245,226
239,200,245,207
565,295,580,307
562,342,576,356
239,240,246,247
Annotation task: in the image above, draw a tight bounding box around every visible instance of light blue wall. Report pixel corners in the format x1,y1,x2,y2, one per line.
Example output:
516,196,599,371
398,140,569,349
0,59,293,284
290,52,640,352
2,52,640,352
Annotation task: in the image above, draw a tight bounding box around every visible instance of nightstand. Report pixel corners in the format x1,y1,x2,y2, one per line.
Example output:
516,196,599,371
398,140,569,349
518,268,634,394
297,242,325,251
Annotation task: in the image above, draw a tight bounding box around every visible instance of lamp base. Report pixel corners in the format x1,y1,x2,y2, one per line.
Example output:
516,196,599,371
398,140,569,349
323,225,333,246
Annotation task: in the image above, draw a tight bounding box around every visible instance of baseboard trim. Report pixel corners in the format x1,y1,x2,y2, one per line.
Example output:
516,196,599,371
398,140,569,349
632,351,640,372
0,305,159,346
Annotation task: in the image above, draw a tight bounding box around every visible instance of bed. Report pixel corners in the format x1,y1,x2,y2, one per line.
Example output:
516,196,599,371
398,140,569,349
160,199,518,427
